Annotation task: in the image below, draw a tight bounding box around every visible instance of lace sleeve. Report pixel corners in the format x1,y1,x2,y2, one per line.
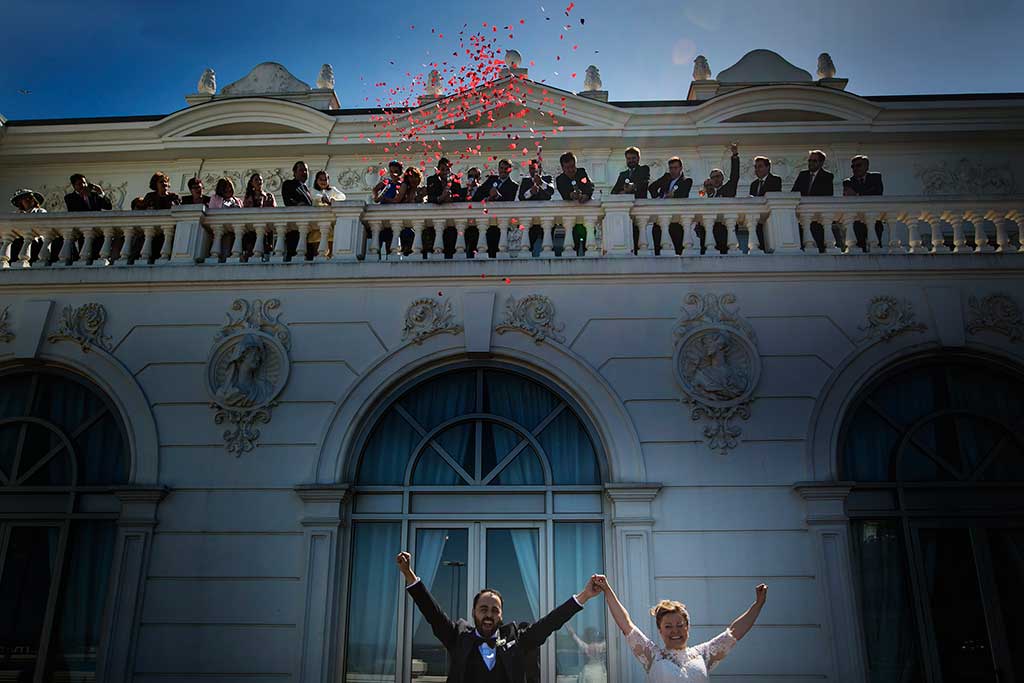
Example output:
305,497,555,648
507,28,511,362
694,629,737,671
625,626,656,673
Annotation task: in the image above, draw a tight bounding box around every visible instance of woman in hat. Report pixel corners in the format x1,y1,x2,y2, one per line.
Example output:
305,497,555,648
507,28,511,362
8,189,46,267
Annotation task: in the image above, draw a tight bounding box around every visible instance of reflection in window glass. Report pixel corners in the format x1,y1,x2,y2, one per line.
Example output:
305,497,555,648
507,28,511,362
0,527,60,682
486,529,539,624
554,523,607,682
412,529,468,681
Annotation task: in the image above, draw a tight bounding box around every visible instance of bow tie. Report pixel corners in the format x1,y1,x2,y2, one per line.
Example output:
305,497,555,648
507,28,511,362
475,635,497,649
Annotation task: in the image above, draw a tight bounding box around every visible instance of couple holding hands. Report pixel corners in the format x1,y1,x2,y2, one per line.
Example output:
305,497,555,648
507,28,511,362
396,551,767,682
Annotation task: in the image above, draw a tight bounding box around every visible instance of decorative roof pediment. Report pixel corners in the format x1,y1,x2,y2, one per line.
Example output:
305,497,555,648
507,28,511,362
221,62,311,96
185,62,340,109
692,85,882,126
717,50,813,84
157,97,336,139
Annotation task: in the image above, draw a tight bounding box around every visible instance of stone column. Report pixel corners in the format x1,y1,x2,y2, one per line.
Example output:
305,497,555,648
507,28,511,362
764,192,804,253
97,486,168,683
793,482,867,683
169,204,208,263
601,194,635,256
295,484,351,683
605,483,661,683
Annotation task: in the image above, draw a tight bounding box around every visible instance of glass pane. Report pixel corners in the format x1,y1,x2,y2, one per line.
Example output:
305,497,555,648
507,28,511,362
976,438,1024,482
554,523,607,682
412,529,468,681
485,529,539,624
537,410,600,484
399,371,476,432
946,365,1024,427
850,521,924,683
74,411,127,486
412,448,467,486
19,423,70,487
358,410,421,485
483,371,560,431
897,443,954,482
345,523,401,682
918,528,998,682
842,406,899,481
0,423,21,482
988,529,1024,681
0,526,60,681
490,446,544,486
869,366,940,428
44,521,117,682
0,380,30,419
433,423,476,476
480,423,520,478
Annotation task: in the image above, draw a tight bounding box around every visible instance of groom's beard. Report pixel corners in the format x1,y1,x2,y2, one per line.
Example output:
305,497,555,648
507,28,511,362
474,617,501,637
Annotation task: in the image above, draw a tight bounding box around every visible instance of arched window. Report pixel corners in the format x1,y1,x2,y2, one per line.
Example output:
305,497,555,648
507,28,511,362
344,365,607,683
841,356,1024,683
0,366,129,682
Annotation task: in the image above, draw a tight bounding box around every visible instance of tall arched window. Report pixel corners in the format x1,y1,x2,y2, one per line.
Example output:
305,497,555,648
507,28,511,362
0,366,129,682
343,365,607,683
841,356,1024,683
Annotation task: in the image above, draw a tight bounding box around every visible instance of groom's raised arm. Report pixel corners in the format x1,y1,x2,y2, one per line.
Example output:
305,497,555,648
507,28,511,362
519,574,601,650
397,551,457,650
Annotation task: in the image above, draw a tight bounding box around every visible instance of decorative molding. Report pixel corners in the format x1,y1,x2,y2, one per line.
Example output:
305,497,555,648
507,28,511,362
495,294,566,344
858,296,927,344
47,303,112,353
672,293,760,455
0,306,12,343
207,299,291,455
401,298,462,345
967,293,1023,342
914,158,1016,196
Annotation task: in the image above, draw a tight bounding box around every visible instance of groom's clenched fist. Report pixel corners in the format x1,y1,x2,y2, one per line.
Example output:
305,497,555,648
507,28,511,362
396,551,419,585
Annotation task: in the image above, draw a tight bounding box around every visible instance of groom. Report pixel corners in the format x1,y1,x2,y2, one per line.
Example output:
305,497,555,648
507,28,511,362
396,552,602,683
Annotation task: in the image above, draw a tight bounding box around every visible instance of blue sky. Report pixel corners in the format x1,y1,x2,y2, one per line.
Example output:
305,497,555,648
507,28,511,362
1,0,1019,120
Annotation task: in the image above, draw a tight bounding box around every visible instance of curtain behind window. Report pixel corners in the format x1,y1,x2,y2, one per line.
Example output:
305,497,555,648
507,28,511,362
553,523,606,682
345,523,402,682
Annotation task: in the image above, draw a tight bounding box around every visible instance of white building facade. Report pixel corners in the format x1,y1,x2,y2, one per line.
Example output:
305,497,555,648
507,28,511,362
0,52,1022,683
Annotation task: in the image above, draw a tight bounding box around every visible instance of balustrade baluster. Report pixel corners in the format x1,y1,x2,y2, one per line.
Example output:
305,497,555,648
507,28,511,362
658,215,675,257
56,228,76,266
318,221,332,260
927,215,948,253
207,224,225,263
799,212,816,253
366,220,382,260
905,216,923,254
540,216,554,258
411,219,425,259
112,228,130,265
17,230,34,268
681,215,698,257
226,224,243,263
97,227,115,266
634,215,650,256
159,225,174,262
970,212,994,253
454,218,468,259
295,223,310,262
724,214,741,256
0,230,13,268
992,213,1011,253
518,219,532,258
140,226,156,264
433,219,447,259
494,216,508,258
271,222,287,263
949,213,968,254
37,230,55,266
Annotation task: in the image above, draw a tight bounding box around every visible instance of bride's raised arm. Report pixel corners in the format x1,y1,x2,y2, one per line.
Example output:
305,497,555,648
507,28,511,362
593,575,634,636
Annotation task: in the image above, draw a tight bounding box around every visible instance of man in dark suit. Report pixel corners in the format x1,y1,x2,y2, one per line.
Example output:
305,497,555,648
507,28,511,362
64,174,113,212
748,156,783,252
645,156,692,254
472,159,518,203
519,159,554,256
427,157,466,204
397,551,602,683
843,154,885,250
610,146,650,199
697,143,740,253
791,150,834,251
282,161,313,207
556,152,595,255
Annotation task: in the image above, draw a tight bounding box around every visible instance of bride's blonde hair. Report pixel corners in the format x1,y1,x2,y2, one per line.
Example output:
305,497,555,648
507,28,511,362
650,599,690,627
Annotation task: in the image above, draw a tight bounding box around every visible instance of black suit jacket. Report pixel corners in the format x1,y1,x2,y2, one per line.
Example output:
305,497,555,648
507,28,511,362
518,176,554,201
427,174,466,203
648,173,692,199
281,178,313,206
472,176,518,203
706,155,740,198
611,165,650,199
64,191,113,212
843,172,884,196
555,169,595,201
791,169,835,196
749,174,783,197
407,580,582,683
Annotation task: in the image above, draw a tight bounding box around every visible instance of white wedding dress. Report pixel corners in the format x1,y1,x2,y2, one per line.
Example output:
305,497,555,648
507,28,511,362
625,627,736,681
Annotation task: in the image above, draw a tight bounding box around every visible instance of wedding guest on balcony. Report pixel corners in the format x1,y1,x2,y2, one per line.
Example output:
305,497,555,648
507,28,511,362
556,152,594,255
243,173,277,208
519,159,554,256
427,157,465,204
843,155,885,250
698,143,740,253
282,161,313,206
64,174,112,212
209,177,243,209
472,159,518,203
397,166,426,204
647,157,692,255
373,160,405,204
312,170,346,206
11,189,46,214
139,172,182,210
181,177,211,206
748,156,782,252
791,150,834,251
464,166,482,200
129,196,147,210
611,146,650,199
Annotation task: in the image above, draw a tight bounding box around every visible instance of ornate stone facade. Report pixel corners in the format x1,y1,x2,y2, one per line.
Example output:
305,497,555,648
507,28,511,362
858,296,927,344
496,294,566,344
967,293,1024,342
47,303,112,353
401,298,462,344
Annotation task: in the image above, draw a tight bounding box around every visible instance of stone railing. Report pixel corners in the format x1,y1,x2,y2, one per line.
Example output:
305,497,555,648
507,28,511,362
1,194,1021,269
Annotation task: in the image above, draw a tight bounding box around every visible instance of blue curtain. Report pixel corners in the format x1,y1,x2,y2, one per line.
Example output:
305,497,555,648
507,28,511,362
484,372,559,431
553,523,606,681
538,410,599,485
0,526,59,680
358,411,422,485
345,523,402,682
509,529,540,619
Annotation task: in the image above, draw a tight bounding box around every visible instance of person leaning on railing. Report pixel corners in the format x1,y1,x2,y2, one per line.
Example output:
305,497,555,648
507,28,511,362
242,173,277,208
181,177,211,206
697,142,740,254
139,171,182,210
611,146,650,199
843,155,885,250
64,173,112,212
518,158,555,256
312,170,346,206
209,177,243,209
791,149,835,252
556,151,594,256
748,156,783,252
647,156,693,255
8,189,46,267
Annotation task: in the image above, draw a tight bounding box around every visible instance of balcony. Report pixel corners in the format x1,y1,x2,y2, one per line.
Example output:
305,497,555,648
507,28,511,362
1,195,1021,273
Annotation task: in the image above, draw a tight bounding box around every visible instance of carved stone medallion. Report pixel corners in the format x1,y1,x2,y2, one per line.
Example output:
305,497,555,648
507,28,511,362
496,295,566,344
47,303,112,353
207,299,291,455
967,293,1023,343
672,293,760,455
402,298,462,344
859,296,927,344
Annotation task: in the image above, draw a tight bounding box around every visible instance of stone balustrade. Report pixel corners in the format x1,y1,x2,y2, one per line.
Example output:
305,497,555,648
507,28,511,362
1,194,1021,270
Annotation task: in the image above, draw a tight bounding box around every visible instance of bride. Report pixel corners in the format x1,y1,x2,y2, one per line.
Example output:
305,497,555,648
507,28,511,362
595,576,766,681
